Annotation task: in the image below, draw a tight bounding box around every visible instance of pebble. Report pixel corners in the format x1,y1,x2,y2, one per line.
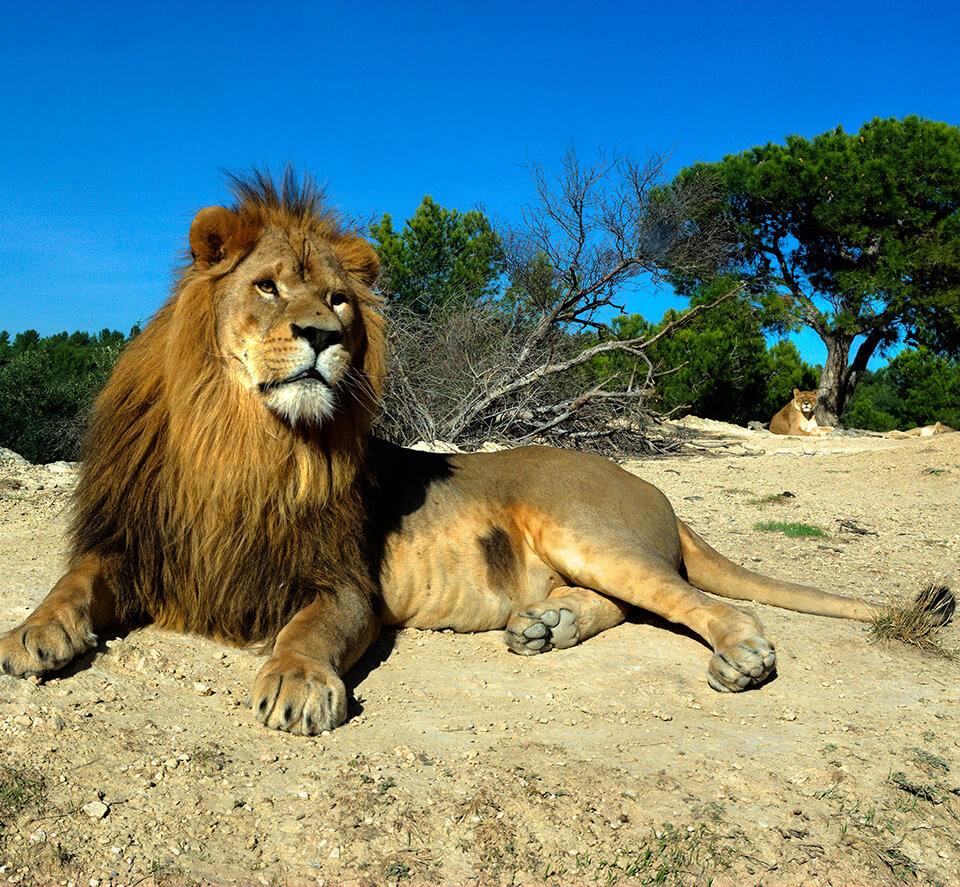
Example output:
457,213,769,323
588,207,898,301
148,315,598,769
82,801,109,820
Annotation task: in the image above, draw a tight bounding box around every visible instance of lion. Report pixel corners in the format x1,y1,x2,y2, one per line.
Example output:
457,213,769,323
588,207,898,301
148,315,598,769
1,172,953,735
887,421,956,439
769,389,833,436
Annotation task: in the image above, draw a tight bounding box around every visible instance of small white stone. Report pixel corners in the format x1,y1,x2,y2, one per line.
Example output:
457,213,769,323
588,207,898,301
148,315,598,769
82,801,109,819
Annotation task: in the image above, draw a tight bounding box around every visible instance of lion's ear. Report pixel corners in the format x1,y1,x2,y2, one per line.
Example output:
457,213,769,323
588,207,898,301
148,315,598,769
337,236,380,287
190,206,241,267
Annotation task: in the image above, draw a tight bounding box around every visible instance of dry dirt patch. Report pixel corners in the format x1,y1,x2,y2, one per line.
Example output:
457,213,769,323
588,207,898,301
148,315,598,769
1,433,958,886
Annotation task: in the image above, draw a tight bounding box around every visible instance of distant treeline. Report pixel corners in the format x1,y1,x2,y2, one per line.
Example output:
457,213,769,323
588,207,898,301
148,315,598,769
0,320,956,466
0,328,137,463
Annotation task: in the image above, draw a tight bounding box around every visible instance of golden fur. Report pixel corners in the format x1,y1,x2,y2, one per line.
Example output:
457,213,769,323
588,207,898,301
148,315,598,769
769,388,833,436
1,172,387,731
71,171,386,643
2,172,953,736
887,421,956,439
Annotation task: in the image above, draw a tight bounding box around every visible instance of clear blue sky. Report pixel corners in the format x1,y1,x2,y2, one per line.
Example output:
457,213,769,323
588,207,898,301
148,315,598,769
3,0,959,367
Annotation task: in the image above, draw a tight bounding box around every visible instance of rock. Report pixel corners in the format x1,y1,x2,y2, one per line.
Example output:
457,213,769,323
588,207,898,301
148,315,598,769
0,447,30,465
83,800,109,819
43,461,77,474
409,440,463,453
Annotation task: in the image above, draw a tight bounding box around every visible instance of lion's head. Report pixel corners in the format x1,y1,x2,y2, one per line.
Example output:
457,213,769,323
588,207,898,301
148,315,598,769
183,170,385,430
70,170,386,643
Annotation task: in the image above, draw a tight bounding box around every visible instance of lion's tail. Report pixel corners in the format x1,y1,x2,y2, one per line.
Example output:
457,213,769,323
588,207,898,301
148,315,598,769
676,519,880,622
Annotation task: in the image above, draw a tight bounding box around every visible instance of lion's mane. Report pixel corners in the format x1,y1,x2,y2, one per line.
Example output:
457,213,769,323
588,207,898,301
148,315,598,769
69,171,387,644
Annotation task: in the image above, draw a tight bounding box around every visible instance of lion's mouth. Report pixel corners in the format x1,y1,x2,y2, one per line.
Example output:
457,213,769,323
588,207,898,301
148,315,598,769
258,368,330,393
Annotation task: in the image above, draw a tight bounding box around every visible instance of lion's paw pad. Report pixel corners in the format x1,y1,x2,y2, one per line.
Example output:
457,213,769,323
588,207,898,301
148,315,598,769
506,606,578,655
707,638,776,692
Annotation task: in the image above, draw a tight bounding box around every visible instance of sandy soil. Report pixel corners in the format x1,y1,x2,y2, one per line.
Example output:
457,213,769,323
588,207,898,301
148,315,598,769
1,428,958,887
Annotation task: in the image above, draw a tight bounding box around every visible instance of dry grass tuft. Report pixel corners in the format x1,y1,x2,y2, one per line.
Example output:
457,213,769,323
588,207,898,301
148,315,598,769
870,581,956,657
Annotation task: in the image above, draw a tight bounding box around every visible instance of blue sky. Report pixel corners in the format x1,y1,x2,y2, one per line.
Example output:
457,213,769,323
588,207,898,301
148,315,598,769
3,0,959,367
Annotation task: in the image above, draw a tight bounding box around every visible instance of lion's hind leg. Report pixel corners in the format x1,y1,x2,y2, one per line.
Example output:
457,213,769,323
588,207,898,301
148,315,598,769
505,586,630,655
0,554,117,677
635,567,777,692
538,531,777,691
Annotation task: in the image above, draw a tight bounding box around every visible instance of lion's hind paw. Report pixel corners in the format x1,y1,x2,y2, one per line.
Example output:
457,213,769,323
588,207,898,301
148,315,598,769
707,638,776,692
505,605,578,655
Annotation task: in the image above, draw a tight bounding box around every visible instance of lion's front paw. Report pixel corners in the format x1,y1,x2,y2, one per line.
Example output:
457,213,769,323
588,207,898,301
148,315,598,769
250,654,347,734
506,605,578,655
707,637,776,692
0,616,97,678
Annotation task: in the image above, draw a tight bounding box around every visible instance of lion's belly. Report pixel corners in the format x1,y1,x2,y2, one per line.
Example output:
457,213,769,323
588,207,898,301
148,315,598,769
377,515,561,632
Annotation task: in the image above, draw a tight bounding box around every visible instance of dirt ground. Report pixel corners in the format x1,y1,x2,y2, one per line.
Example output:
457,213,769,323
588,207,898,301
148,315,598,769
1,427,958,887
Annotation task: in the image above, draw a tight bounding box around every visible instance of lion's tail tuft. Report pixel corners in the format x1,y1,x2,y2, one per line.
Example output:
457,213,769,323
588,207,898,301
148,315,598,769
916,580,955,627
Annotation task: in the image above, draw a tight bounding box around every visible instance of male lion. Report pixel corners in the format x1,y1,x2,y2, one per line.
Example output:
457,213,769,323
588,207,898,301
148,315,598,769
769,389,833,436
1,173,953,735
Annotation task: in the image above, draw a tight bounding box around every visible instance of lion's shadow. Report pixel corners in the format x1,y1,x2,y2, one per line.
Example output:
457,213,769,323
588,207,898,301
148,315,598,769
343,628,398,720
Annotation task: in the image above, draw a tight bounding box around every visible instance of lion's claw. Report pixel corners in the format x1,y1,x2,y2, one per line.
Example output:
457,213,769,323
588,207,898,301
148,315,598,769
506,605,578,655
707,638,777,692
250,655,347,734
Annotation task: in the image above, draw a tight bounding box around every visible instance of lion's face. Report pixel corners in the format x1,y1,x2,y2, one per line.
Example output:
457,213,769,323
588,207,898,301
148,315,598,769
189,206,381,426
792,389,818,417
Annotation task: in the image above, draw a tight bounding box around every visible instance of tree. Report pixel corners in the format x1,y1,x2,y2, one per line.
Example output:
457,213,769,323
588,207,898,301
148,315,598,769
374,148,737,449
369,196,503,314
677,116,960,424
0,328,132,462
589,281,819,425
843,347,960,430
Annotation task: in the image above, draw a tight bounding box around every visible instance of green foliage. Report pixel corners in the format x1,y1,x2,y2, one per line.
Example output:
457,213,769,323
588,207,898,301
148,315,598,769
676,115,960,419
754,521,829,538
502,251,562,320
764,339,820,413
590,279,818,424
843,347,960,430
0,328,133,463
370,196,503,314
650,292,770,424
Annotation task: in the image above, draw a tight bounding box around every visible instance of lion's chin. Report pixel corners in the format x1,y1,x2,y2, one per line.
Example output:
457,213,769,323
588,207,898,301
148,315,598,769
263,381,337,425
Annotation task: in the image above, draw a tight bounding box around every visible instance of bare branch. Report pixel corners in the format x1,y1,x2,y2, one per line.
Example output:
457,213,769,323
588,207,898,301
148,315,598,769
374,147,738,454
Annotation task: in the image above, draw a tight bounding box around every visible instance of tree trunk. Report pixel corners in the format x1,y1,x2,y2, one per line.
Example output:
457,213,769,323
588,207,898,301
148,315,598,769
817,332,854,426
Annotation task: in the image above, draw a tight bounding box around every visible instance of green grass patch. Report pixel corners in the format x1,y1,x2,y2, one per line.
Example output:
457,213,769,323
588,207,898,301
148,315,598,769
908,748,950,773
0,766,46,819
0,766,47,842
754,520,828,538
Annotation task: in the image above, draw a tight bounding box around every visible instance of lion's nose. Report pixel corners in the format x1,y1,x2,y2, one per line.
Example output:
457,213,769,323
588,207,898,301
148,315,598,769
291,324,342,355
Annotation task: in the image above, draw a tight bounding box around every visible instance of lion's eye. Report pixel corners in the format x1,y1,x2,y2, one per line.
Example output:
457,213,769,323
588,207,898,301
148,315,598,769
330,292,348,307
255,279,278,297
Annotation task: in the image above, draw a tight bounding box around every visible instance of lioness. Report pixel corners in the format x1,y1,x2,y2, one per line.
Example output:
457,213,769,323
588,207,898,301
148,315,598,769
887,421,956,439
769,389,833,436
1,173,952,735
